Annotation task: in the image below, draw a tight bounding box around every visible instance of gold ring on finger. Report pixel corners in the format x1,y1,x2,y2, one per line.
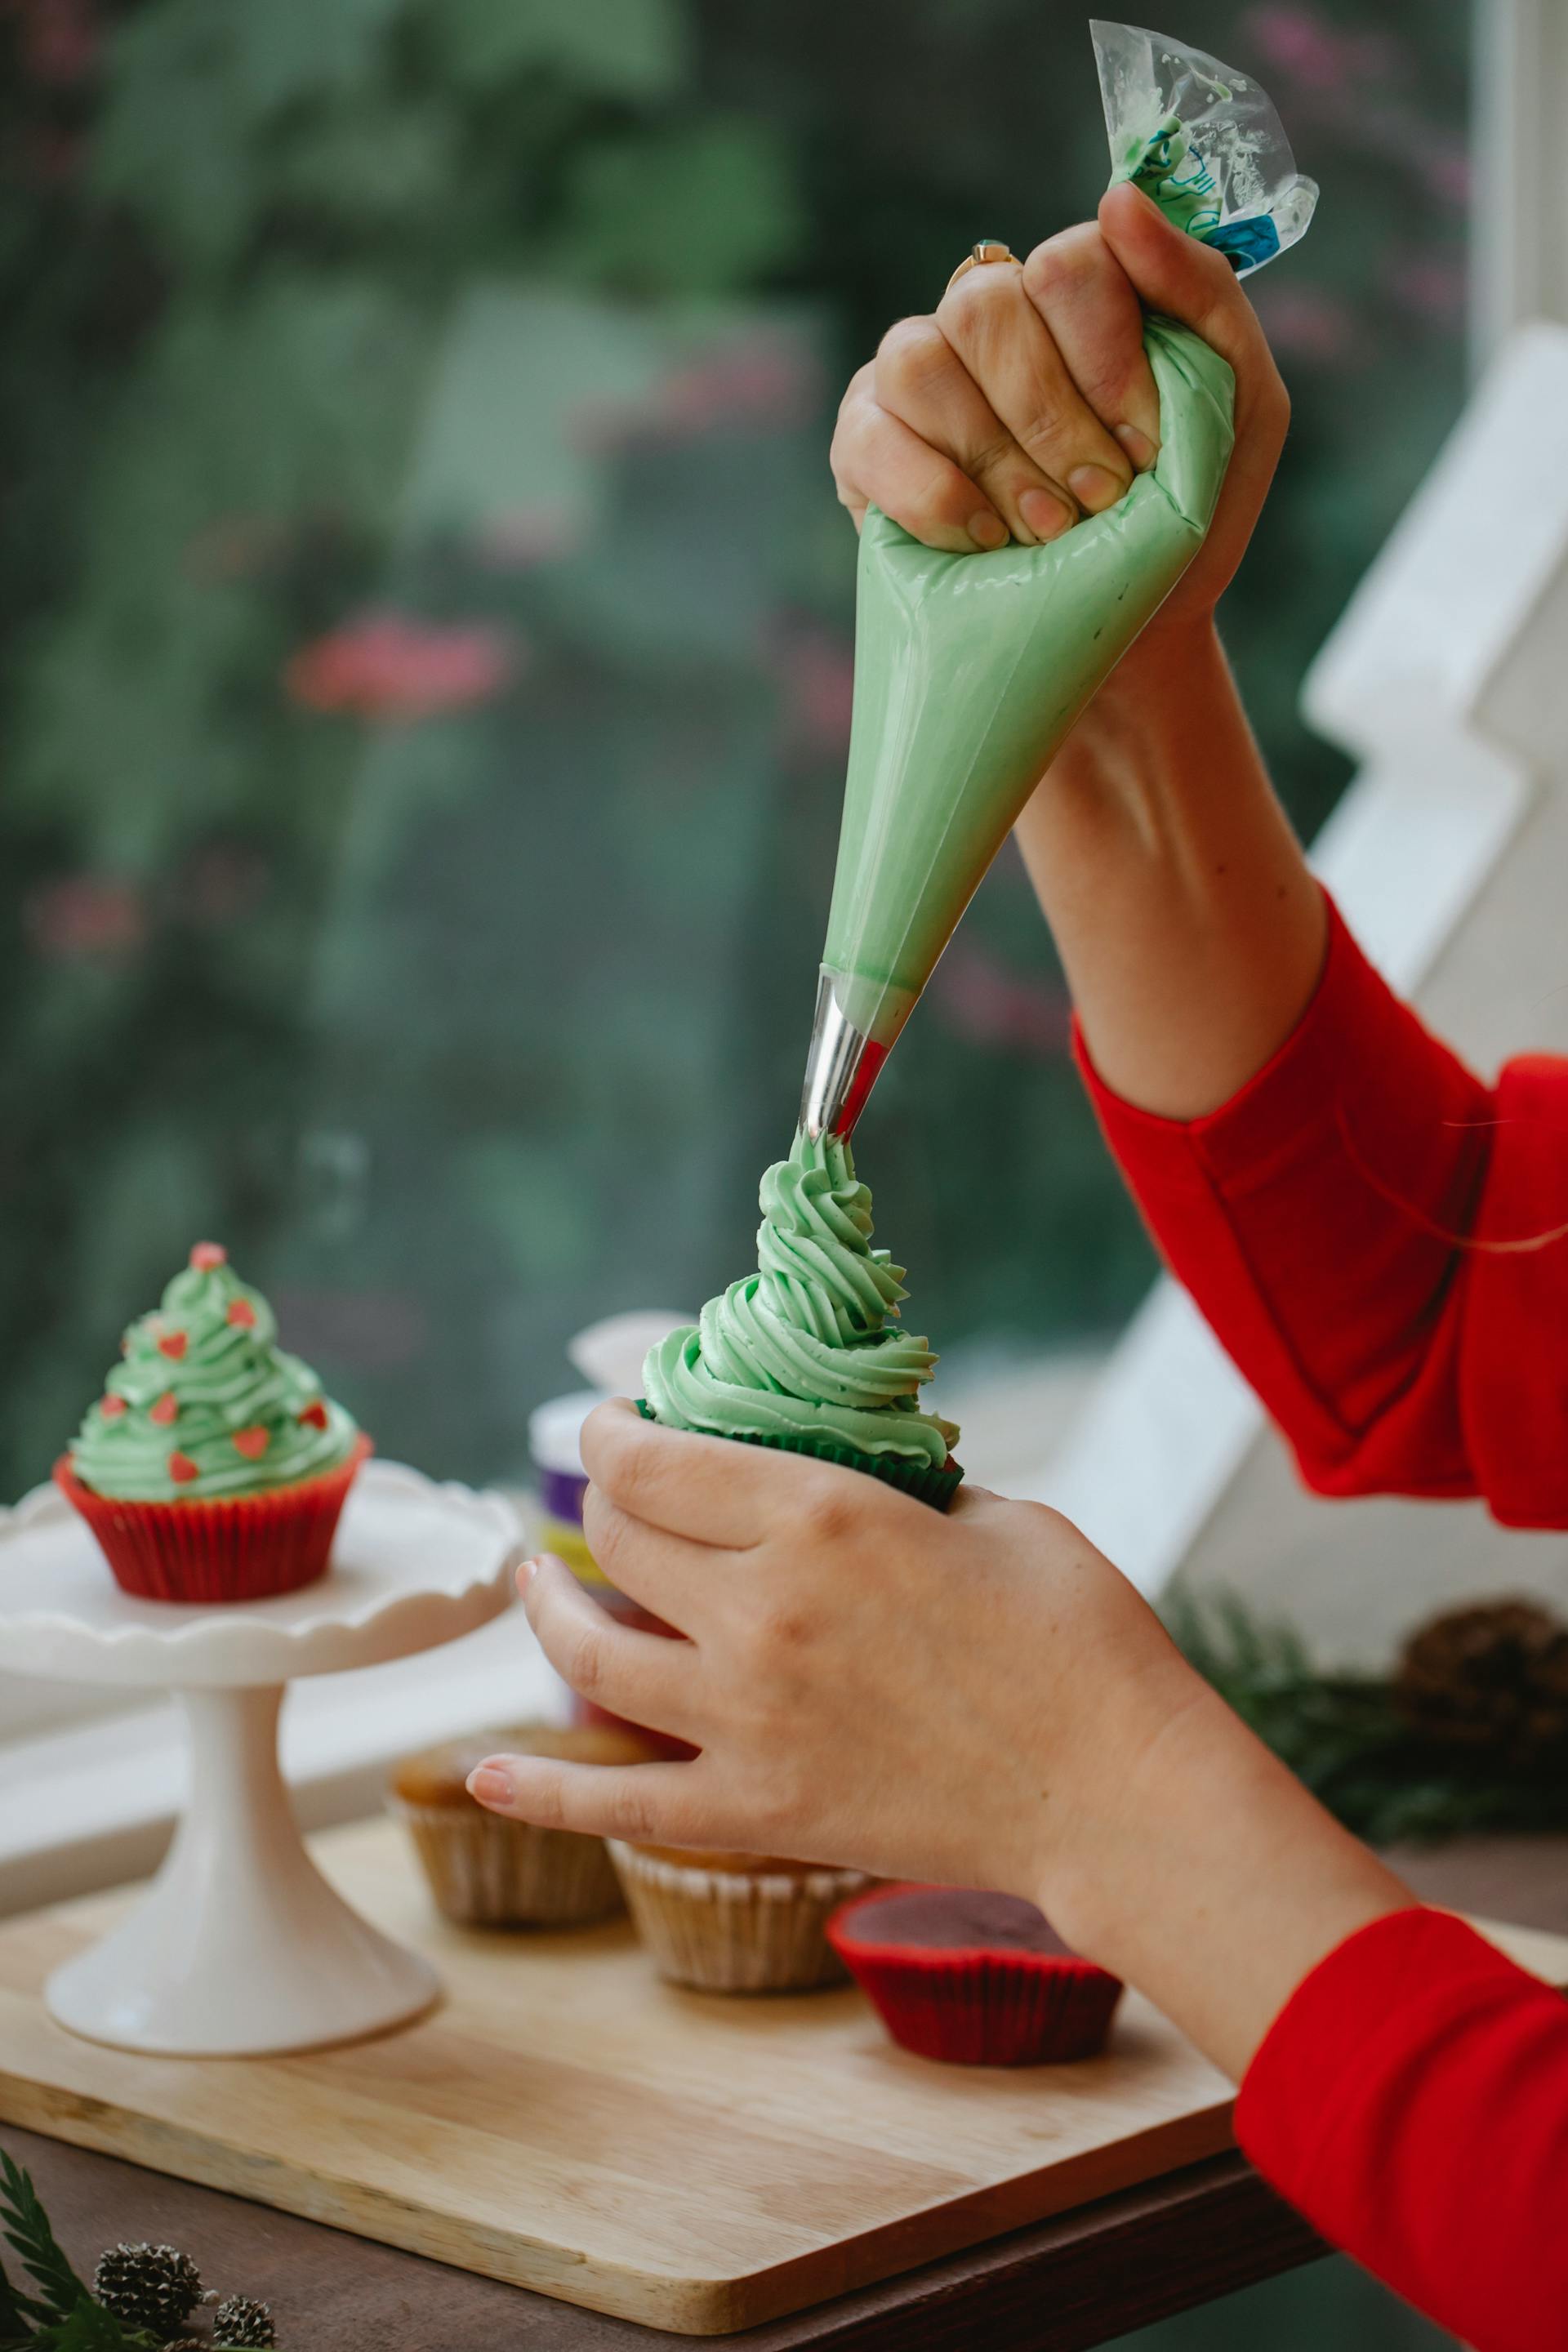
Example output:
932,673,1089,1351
945,239,1022,292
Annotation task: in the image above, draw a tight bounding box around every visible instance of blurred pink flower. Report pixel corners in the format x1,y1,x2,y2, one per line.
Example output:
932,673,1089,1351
930,942,1071,1061
22,127,81,181
765,620,855,756
1391,252,1467,326
1242,4,1468,208
473,510,580,571
184,514,292,583
657,335,822,438
178,844,270,928
577,331,822,452
25,873,145,960
1250,283,1359,364
4,0,98,85
1245,5,1396,91
284,612,521,724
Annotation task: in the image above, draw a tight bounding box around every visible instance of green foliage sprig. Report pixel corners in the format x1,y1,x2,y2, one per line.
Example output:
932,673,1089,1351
0,2151,96,2347
0,2156,269,2351
1168,1592,1568,1847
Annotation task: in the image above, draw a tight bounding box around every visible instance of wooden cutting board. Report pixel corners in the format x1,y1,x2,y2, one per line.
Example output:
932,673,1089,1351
1,1821,1564,2336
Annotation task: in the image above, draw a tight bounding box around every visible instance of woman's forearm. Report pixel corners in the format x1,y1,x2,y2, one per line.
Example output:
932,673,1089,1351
1014,620,1326,1120
1046,1676,1410,2083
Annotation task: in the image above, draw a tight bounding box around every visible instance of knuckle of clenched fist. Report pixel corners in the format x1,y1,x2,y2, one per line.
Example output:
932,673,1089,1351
942,262,1018,332
564,1625,606,1702
610,1784,662,1846
801,1481,862,1550
529,1775,568,1832
875,314,949,392
1023,228,1094,305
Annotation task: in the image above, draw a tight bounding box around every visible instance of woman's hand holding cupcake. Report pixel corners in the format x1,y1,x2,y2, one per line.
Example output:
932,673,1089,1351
470,1399,1409,2082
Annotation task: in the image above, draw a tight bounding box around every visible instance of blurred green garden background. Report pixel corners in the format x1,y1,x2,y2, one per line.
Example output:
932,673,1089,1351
1,0,1470,1492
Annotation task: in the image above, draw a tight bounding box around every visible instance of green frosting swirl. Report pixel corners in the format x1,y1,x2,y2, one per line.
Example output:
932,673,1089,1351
644,1133,959,1468
69,1245,359,1502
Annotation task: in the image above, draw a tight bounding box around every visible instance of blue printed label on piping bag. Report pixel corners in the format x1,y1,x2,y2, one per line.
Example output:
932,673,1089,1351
1093,19,1317,278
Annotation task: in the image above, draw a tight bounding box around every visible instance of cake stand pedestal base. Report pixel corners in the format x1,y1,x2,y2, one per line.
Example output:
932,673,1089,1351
47,1686,439,2056
0,1458,521,2056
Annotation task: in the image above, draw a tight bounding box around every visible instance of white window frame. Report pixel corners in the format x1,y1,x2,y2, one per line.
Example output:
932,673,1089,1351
6,0,1565,1915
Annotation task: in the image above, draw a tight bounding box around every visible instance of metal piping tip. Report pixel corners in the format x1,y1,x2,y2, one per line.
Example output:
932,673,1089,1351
799,970,889,1141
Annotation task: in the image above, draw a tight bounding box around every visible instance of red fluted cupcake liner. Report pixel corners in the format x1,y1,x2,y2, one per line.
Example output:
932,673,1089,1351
828,1882,1123,2065
54,1432,373,1605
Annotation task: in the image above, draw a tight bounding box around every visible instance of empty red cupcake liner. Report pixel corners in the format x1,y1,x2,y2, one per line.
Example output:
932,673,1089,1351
828,1882,1124,2065
54,1432,373,1605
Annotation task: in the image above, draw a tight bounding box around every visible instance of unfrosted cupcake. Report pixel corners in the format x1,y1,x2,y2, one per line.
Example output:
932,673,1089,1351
828,1885,1124,2065
393,1724,654,1927
56,1242,369,1603
610,1843,872,1993
640,1131,962,1509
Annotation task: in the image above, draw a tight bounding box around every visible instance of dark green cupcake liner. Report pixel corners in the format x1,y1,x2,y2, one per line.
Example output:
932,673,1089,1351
635,1399,963,1513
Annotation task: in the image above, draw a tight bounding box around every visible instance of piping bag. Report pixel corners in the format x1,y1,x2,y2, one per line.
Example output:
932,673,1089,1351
800,20,1317,1139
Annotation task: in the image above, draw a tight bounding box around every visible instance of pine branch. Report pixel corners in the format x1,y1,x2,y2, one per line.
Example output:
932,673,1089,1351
0,2156,90,2327
1167,1589,1568,1846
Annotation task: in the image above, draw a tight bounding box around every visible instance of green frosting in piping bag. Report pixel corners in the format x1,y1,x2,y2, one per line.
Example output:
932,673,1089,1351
70,1243,359,1501
819,315,1234,1054
643,1132,958,1469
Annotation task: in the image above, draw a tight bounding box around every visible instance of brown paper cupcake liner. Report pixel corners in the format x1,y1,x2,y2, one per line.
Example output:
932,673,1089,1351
609,1843,871,1992
393,1800,626,1928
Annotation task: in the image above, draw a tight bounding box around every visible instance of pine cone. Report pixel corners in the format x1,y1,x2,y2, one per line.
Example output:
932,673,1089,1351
1395,1599,1568,1772
213,2293,277,2348
94,2243,203,2334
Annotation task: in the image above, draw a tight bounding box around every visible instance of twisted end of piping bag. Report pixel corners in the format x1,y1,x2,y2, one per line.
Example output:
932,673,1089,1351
799,316,1235,1140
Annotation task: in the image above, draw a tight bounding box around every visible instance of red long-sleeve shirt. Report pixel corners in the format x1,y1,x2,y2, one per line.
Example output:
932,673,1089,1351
1077,895,1568,2351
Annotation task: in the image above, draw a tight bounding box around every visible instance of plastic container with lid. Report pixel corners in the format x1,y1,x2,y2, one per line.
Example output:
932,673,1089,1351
530,1312,696,1757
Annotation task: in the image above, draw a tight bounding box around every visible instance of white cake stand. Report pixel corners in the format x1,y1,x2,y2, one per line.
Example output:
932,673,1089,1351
0,1459,523,2057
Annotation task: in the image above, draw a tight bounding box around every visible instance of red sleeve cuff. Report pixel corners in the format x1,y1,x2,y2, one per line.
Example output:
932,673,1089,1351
1236,1904,1568,2351
1235,1904,1517,2186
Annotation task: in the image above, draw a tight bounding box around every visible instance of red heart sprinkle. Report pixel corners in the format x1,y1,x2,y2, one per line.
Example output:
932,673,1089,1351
99,1394,127,1419
189,1241,228,1271
158,1330,188,1361
232,1426,270,1459
149,1392,178,1426
227,1298,257,1330
297,1400,329,1430
167,1450,199,1484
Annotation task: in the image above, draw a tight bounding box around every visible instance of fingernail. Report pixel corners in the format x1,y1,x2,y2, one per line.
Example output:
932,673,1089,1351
1019,488,1074,541
467,1764,514,1808
516,1557,538,1593
1115,423,1159,472
1067,463,1126,514
969,510,1009,551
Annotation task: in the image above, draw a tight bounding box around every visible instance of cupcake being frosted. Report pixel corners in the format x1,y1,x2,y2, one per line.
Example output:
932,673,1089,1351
643,1131,961,1509
58,1242,371,1602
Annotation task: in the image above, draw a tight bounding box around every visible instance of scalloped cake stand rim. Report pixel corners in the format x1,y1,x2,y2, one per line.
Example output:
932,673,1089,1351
0,1457,524,1687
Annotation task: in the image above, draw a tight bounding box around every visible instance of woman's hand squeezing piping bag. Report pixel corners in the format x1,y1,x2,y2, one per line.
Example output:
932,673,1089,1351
831,181,1285,614
469,1399,1409,2087
836,181,1330,1126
